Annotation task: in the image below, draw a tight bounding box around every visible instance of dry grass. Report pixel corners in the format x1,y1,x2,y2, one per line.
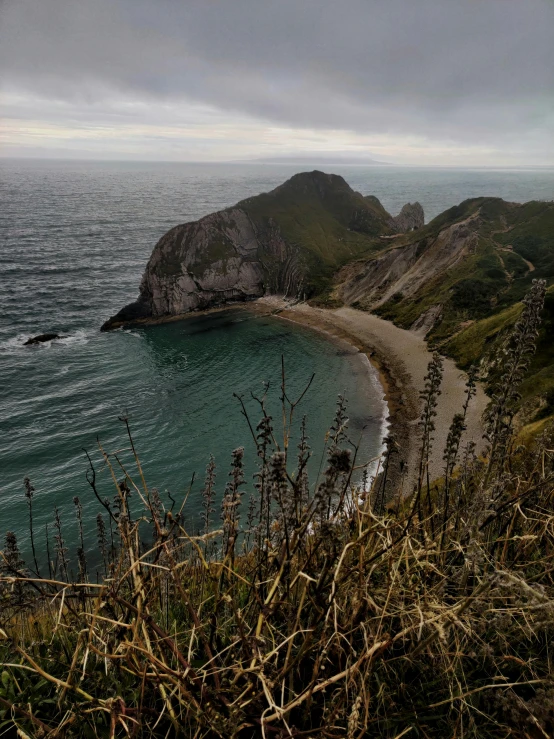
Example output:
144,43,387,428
1,282,553,738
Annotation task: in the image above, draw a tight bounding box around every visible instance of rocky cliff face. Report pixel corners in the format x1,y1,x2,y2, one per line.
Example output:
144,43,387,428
102,171,423,329
140,209,266,316
390,202,424,232
339,212,479,310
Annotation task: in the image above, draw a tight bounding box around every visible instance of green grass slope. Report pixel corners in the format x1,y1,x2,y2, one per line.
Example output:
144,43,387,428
444,286,554,426
239,171,394,294
346,197,554,429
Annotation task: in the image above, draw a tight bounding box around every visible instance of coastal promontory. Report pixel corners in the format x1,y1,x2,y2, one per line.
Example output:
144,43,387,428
102,176,554,439
101,171,423,329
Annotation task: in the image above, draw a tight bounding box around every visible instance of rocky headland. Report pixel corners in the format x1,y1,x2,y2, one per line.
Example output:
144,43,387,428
101,171,423,330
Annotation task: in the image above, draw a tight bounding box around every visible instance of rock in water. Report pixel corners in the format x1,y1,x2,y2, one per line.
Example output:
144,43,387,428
24,333,61,345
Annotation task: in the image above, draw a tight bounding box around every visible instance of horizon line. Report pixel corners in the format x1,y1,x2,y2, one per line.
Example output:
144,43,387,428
1,156,554,170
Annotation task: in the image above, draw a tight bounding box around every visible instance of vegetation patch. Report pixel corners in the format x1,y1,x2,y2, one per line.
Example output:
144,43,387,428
450,278,499,316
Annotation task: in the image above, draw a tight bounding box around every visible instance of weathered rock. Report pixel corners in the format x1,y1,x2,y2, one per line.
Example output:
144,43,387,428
339,213,479,308
102,208,271,330
24,333,62,345
144,208,266,316
410,305,443,335
390,202,424,232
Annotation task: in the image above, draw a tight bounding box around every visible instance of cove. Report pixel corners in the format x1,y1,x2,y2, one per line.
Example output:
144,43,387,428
1,308,386,561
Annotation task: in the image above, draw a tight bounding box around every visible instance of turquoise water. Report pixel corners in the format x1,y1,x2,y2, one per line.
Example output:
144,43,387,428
1,160,553,561
1,306,384,560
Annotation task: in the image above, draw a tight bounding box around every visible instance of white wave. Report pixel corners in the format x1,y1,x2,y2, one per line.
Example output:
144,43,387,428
55,330,89,347
358,352,391,493
0,333,30,352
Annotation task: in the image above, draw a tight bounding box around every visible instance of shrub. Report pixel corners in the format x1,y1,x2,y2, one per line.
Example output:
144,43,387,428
451,278,498,316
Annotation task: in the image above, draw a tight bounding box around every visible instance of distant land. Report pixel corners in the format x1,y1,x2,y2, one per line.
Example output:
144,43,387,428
242,154,391,166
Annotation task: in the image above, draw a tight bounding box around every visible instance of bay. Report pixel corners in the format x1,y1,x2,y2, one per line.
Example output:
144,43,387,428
1,159,553,561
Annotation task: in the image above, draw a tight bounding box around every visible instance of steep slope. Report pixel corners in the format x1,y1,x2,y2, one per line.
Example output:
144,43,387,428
102,171,422,329
443,285,554,428
335,196,554,426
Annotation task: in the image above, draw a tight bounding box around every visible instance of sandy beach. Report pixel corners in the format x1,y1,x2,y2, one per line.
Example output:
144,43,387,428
251,297,489,493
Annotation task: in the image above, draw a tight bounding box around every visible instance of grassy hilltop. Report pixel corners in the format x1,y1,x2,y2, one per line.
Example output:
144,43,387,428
238,171,397,294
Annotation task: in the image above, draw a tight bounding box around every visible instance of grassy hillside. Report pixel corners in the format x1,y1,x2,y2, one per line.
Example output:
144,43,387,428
239,171,394,294
444,286,554,424
339,196,554,429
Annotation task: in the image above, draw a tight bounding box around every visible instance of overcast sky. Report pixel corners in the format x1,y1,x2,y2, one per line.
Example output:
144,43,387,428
1,0,553,165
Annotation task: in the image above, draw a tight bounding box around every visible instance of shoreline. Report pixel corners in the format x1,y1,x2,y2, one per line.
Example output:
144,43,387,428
248,298,417,495
269,308,392,482
248,297,489,494
248,302,394,479
110,297,489,495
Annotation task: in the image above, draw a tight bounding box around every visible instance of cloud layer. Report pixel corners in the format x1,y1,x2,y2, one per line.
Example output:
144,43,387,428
1,0,553,163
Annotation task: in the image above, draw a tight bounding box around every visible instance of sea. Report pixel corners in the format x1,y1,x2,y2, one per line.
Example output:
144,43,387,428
1,159,553,565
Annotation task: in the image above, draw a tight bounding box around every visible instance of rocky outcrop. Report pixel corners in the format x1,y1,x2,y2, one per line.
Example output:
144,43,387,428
140,209,267,317
103,208,302,329
410,305,443,335
102,171,429,330
390,202,424,232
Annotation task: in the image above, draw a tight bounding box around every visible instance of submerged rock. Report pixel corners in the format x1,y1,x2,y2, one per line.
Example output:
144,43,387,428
24,332,62,345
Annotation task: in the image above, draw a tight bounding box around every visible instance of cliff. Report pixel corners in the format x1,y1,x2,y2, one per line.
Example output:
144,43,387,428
102,171,422,329
390,201,424,232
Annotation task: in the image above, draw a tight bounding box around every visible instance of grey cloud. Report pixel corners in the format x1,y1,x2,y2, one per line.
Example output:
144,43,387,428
1,0,553,154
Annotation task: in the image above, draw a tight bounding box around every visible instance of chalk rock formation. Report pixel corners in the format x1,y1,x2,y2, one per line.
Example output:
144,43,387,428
390,202,424,232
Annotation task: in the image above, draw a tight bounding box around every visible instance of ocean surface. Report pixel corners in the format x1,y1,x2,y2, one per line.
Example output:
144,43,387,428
1,159,553,563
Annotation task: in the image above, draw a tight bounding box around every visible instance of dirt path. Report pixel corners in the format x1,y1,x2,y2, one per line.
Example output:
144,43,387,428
491,225,535,275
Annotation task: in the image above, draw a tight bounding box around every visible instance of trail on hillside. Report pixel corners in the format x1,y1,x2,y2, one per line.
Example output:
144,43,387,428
490,224,535,275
